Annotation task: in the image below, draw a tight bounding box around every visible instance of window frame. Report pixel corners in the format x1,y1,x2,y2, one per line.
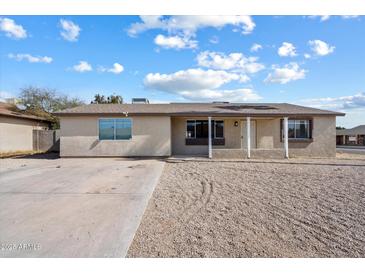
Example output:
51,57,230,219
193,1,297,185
281,119,312,141
98,118,133,141
186,119,224,139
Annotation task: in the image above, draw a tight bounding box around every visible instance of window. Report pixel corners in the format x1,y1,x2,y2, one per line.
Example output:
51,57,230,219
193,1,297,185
186,120,195,138
186,120,224,139
283,119,311,140
99,118,132,140
215,121,224,138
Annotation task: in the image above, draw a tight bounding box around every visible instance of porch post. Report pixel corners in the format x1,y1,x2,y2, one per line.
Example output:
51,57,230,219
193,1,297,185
247,117,251,159
283,117,289,158
208,116,212,159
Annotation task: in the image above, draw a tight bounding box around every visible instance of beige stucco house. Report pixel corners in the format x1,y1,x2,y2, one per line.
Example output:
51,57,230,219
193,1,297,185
56,102,344,159
336,125,365,146
0,102,51,153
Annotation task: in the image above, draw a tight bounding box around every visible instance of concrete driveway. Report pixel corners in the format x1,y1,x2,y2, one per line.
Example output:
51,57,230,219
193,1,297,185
0,155,165,257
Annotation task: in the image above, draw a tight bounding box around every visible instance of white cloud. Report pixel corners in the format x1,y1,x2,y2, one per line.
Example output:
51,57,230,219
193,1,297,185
308,40,335,56
144,68,242,92
154,34,197,50
341,16,359,19
0,90,15,102
278,42,297,57
209,36,219,44
250,43,262,52
8,53,52,63
302,92,365,110
144,68,258,102
0,17,27,39
72,61,92,72
127,15,255,37
196,51,265,74
317,15,331,22
308,15,359,21
59,19,81,42
98,63,124,74
179,88,262,102
265,63,306,84
304,53,311,59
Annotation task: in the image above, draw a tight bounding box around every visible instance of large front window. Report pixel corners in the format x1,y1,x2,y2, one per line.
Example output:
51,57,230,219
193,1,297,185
286,119,311,139
186,120,224,139
99,118,132,140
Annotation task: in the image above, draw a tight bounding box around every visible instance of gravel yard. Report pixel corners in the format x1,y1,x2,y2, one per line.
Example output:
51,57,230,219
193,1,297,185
127,158,365,257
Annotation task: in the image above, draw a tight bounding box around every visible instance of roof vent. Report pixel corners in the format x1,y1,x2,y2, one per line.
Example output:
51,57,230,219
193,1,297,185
132,98,149,104
212,101,230,104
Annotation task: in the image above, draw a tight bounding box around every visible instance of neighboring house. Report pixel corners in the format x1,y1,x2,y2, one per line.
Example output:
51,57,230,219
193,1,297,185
336,125,365,146
55,102,344,159
0,102,51,153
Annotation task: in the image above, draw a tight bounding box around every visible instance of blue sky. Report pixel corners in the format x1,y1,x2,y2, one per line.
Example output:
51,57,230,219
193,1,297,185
0,15,364,127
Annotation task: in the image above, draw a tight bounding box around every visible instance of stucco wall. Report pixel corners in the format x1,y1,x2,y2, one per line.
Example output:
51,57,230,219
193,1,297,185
256,116,336,157
256,118,281,149
288,116,336,157
60,115,171,157
60,115,336,158
0,116,48,153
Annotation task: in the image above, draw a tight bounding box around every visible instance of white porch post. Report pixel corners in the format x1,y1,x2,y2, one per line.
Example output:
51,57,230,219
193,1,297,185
247,117,251,159
283,117,289,158
208,116,212,159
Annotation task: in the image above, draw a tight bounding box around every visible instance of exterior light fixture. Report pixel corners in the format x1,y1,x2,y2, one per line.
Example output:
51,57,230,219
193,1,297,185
234,121,239,127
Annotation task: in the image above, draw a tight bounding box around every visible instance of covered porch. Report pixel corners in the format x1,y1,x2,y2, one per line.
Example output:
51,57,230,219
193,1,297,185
171,116,294,159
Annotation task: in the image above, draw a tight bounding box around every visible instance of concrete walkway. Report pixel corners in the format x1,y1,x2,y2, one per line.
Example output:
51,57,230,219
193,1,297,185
0,157,165,257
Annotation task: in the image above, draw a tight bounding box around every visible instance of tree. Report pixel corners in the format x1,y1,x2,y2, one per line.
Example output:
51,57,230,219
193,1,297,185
107,95,123,104
91,93,123,104
91,94,107,104
336,126,346,130
19,86,84,129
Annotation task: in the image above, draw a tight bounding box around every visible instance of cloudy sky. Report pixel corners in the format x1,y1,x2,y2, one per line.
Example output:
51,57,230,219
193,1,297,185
0,15,364,127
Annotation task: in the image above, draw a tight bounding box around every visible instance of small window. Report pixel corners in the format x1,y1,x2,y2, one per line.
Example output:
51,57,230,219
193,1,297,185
99,118,132,140
283,119,311,140
186,120,224,139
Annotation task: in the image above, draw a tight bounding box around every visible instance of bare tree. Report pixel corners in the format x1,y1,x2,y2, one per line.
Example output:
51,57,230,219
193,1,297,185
19,86,84,129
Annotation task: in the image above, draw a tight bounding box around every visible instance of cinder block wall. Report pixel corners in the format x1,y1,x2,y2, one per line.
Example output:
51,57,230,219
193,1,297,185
33,130,60,152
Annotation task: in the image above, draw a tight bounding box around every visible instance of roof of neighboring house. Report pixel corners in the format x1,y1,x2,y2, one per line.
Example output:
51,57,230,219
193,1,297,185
337,125,365,135
55,102,345,117
0,102,52,122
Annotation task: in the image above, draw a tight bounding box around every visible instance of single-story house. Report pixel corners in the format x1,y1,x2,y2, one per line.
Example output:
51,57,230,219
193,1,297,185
55,102,345,159
0,102,51,153
336,125,365,146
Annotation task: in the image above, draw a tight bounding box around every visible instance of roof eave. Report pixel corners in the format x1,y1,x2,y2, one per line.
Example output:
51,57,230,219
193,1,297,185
54,112,345,117
0,113,53,122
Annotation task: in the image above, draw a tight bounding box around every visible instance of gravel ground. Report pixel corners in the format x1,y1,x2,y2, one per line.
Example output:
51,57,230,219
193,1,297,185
127,158,365,257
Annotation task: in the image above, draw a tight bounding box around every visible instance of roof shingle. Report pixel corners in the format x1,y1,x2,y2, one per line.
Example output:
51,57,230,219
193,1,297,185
54,102,345,117
0,102,52,122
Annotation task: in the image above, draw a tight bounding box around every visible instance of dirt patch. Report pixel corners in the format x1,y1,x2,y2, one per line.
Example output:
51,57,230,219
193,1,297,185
336,152,365,160
127,158,365,257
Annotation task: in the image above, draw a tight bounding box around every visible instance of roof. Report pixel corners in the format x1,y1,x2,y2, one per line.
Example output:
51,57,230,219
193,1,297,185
55,102,345,117
0,102,52,122
337,125,365,135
